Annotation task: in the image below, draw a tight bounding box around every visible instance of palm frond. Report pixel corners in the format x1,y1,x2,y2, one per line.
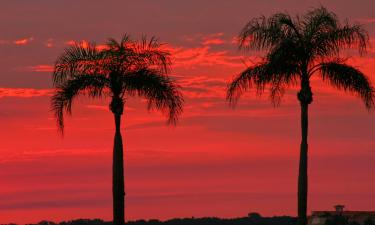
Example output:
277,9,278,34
51,74,109,133
227,60,298,106
106,38,121,50
106,34,132,50
122,69,183,124
53,43,105,86
227,38,300,106
272,13,301,37
103,35,171,74
319,61,374,109
267,38,301,69
239,12,300,51
311,21,369,58
302,6,338,40
132,36,172,73
120,34,132,47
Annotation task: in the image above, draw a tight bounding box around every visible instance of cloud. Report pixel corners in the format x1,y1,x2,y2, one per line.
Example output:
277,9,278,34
45,38,53,48
66,39,90,49
356,18,375,24
0,88,53,98
178,76,227,99
66,40,76,46
230,36,240,45
201,32,226,46
0,37,34,46
28,64,54,72
66,39,109,51
202,38,225,46
13,37,34,45
166,45,243,68
96,44,109,51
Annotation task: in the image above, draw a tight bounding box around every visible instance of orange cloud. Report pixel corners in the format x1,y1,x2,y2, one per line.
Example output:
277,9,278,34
66,40,108,50
81,40,89,49
96,44,109,51
230,36,240,45
0,88,53,98
164,45,244,68
205,32,224,38
45,38,53,48
202,38,225,46
67,40,89,48
13,37,34,45
66,40,76,46
28,64,54,72
201,33,226,46
178,76,227,99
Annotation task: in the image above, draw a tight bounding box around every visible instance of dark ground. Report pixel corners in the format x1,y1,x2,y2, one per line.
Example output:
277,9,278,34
4,214,297,225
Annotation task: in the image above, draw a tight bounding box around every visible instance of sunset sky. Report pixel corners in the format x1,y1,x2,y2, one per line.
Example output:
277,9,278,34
1,0,375,224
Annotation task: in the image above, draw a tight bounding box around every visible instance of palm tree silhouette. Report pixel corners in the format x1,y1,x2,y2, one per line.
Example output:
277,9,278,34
227,7,374,225
51,35,184,225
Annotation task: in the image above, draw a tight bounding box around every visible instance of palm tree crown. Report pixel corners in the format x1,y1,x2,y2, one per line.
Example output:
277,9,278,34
227,7,374,108
52,34,183,132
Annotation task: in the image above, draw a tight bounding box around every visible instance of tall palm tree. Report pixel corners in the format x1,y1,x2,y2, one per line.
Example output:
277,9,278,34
227,7,374,225
51,35,183,225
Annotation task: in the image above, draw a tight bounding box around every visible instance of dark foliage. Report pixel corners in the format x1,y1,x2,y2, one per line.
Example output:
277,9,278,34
364,219,375,225
325,215,349,225
9,216,297,225
51,34,183,133
226,6,374,225
227,6,374,108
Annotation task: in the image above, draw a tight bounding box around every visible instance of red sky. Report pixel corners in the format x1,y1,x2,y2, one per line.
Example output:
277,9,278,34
0,0,375,224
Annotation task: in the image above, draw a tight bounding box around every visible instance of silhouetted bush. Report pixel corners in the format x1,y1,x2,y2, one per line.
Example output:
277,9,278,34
364,219,375,225
6,216,297,225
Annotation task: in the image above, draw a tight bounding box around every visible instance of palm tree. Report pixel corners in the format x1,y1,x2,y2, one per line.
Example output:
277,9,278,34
227,7,374,225
51,35,184,225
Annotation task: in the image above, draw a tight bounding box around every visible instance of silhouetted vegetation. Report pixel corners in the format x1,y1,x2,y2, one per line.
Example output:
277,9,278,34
8,215,297,225
325,215,349,225
227,6,374,225
51,34,183,225
364,219,375,225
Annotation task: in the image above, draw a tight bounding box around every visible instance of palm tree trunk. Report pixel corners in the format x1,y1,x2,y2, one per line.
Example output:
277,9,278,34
113,111,125,225
297,77,312,225
298,101,308,225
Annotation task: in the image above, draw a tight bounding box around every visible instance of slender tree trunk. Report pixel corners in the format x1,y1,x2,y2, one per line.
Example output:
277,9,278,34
297,77,312,225
298,101,308,225
112,97,125,225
